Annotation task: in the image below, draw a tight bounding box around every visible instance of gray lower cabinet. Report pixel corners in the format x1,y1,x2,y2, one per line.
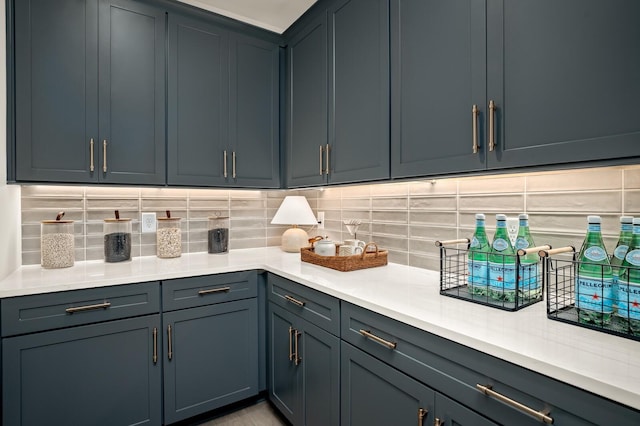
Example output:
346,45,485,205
14,0,166,185
341,341,496,426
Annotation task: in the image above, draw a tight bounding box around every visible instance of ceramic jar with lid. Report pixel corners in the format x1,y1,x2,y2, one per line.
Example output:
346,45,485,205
41,212,75,269
104,215,132,262
208,215,229,254
157,215,181,258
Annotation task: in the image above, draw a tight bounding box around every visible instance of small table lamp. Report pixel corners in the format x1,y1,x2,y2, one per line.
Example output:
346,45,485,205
271,196,318,252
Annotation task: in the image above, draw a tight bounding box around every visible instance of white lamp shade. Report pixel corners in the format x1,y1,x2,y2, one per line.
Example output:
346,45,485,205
271,196,317,226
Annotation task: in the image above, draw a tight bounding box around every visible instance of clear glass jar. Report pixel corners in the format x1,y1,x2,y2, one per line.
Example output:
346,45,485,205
157,217,182,258
41,220,75,268
208,216,229,254
104,218,132,262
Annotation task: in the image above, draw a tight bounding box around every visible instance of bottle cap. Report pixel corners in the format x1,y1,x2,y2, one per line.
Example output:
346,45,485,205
621,216,634,223
633,218,640,226
587,215,601,224
496,214,507,221
475,213,485,220
518,213,528,220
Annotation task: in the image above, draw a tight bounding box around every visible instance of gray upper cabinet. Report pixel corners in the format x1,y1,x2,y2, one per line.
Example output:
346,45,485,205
14,0,166,185
487,0,640,168
287,0,390,188
168,16,280,188
390,0,487,178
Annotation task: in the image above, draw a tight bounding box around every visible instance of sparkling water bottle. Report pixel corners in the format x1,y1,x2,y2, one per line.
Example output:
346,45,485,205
514,214,540,300
611,216,633,310
489,214,517,302
617,218,640,334
468,214,490,296
575,216,613,325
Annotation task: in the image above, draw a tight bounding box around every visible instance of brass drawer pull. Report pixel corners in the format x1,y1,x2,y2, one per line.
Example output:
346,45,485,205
65,302,111,314
294,329,302,365
284,295,305,307
223,150,228,178
198,286,231,296
152,327,158,364
359,329,397,350
102,140,108,172
434,418,443,426
325,144,330,175
232,151,236,178
319,145,324,176
472,104,479,154
167,324,173,361
90,138,95,171
289,326,294,361
488,100,496,152
418,408,427,426
476,384,553,424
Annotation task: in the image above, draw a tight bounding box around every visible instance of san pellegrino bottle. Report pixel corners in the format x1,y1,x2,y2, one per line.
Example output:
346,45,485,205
617,218,640,334
575,216,613,325
611,216,634,310
468,214,490,296
514,214,540,300
489,214,517,302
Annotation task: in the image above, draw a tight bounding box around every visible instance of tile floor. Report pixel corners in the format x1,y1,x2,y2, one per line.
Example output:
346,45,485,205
196,401,288,426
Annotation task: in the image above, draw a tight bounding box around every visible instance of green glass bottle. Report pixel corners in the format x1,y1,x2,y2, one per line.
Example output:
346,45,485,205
514,214,540,300
611,216,633,311
489,214,517,302
575,215,613,325
617,218,640,334
468,214,489,296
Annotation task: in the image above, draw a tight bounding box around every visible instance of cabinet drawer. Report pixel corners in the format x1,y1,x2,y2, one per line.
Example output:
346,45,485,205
1,282,160,337
162,271,257,311
268,273,340,336
341,302,636,426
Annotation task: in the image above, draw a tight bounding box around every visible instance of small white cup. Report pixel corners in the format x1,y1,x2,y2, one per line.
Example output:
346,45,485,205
339,245,363,256
344,239,366,249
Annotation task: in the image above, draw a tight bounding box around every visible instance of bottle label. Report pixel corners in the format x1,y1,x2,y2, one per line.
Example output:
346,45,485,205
468,259,488,286
622,223,632,232
625,249,640,266
518,263,539,290
614,245,629,261
492,238,509,252
514,237,529,250
617,281,640,320
584,246,607,262
575,275,613,313
489,262,516,291
588,224,601,232
470,236,480,249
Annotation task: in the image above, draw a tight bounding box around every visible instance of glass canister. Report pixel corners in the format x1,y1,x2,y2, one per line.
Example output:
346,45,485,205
41,212,75,269
208,216,229,254
157,213,182,258
104,212,132,262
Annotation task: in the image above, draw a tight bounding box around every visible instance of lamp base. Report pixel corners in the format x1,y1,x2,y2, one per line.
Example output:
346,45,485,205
281,227,310,253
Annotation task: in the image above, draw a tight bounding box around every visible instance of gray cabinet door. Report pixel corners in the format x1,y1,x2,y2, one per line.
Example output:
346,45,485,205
286,13,329,188
167,14,229,186
229,34,281,188
328,0,390,184
98,0,166,185
391,0,487,179
487,0,640,168
163,298,259,424
341,341,435,426
2,315,162,426
14,0,99,183
435,393,497,426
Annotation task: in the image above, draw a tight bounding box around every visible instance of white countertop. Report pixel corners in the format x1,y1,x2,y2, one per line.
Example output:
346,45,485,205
1,247,639,411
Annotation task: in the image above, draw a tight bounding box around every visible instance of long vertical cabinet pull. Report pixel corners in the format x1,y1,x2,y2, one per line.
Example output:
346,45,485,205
232,151,236,178
90,139,95,171
325,144,330,175
418,408,427,426
472,105,479,154
288,326,294,361
294,330,302,365
223,150,228,178
102,140,108,172
152,327,158,364
488,100,496,152
319,145,324,175
167,324,173,361
434,418,443,426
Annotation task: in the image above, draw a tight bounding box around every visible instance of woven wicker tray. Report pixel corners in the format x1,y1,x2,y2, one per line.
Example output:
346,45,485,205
300,243,388,272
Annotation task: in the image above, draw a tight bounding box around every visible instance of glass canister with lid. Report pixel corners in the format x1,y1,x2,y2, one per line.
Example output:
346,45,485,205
104,211,132,262
41,211,75,269
208,215,229,254
157,211,182,258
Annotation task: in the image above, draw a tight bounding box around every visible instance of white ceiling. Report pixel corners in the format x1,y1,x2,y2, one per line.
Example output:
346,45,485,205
176,0,318,34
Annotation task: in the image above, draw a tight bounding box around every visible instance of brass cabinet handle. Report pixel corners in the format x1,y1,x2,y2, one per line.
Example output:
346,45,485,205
198,286,231,296
288,326,294,361
232,151,236,178
102,140,108,172
418,408,427,426
294,329,302,365
167,324,173,361
90,138,95,171
153,327,158,364
488,100,496,152
472,105,479,154
325,144,330,175
359,329,397,350
319,145,324,176
65,302,111,314
223,150,228,178
284,295,305,307
434,418,443,426
476,384,553,424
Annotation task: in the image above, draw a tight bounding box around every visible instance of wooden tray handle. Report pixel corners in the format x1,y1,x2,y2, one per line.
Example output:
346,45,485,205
361,242,380,258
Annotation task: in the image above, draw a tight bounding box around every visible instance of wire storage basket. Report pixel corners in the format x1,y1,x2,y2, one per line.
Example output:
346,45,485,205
436,239,548,311
544,246,640,342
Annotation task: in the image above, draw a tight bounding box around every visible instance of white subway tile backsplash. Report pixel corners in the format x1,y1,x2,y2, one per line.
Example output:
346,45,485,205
526,191,621,212
526,168,622,192
458,175,525,194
